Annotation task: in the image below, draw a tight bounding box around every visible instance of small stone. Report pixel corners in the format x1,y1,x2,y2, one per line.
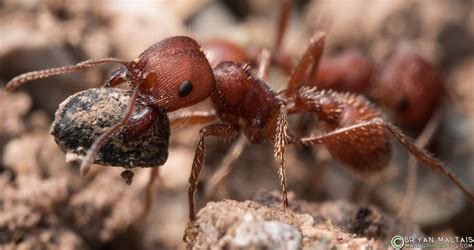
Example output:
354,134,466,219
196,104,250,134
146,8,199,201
51,87,170,168
120,170,134,185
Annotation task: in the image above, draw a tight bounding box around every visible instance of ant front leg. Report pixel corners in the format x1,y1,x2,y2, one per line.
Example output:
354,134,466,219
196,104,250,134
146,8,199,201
298,118,474,204
188,124,240,221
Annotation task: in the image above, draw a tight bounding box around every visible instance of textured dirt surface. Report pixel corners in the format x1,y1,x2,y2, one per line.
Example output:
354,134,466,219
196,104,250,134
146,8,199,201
187,191,422,249
1,0,473,249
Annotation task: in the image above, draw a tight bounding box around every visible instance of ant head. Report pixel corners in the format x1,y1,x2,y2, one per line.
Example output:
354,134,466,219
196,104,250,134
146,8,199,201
371,44,443,128
132,36,215,112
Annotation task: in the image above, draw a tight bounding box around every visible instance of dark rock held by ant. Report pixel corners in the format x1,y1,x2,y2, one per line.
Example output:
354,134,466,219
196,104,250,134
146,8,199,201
51,88,170,168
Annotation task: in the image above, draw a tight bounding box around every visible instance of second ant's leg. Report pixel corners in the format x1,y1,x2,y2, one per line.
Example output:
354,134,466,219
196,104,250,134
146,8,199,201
80,82,142,176
188,124,240,221
205,134,247,199
399,109,442,218
257,48,271,81
274,0,292,52
274,101,290,208
138,167,160,223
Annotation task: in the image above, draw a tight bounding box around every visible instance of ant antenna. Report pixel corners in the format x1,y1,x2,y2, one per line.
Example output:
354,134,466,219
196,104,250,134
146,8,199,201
4,58,130,92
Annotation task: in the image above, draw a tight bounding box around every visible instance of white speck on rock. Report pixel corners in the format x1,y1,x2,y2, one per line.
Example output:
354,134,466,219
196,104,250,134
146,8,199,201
219,213,302,250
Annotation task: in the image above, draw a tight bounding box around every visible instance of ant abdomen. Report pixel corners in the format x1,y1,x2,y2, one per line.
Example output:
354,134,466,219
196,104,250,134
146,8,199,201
298,88,391,173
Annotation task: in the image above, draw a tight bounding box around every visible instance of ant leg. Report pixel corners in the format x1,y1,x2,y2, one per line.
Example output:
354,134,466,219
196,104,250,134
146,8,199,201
285,32,326,99
80,82,142,176
274,0,292,52
188,124,240,221
205,134,247,199
380,118,474,204
5,58,129,92
138,167,160,223
399,109,442,218
298,119,474,204
168,111,218,127
274,101,290,208
257,48,271,80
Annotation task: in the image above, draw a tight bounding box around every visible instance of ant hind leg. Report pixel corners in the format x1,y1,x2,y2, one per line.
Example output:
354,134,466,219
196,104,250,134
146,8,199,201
297,118,474,204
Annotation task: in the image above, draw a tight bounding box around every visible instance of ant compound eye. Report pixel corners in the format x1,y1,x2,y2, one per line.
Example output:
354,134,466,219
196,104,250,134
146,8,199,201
395,97,409,112
178,80,193,97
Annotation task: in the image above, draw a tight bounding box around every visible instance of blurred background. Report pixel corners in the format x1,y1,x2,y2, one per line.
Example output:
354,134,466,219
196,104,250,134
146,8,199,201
0,0,473,249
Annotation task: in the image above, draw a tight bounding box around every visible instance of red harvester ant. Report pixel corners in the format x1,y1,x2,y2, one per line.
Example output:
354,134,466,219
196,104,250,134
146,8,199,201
5,32,474,219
